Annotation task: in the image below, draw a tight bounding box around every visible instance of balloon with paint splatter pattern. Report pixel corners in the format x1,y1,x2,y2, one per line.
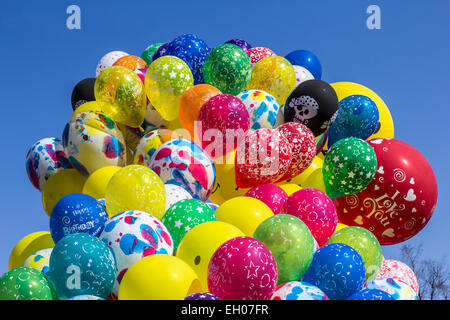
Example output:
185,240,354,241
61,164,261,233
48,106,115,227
63,111,126,177
25,137,72,191
150,139,216,201
236,89,281,130
99,210,174,297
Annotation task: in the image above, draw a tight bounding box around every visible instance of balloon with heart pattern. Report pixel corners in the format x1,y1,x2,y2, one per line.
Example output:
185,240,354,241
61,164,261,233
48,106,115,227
276,122,317,182
332,138,438,245
246,46,275,65
235,128,292,188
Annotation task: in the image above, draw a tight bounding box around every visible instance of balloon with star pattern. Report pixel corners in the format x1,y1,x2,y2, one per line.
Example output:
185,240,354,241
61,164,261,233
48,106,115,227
162,199,217,252
323,137,377,199
145,56,194,121
207,236,278,300
164,34,210,84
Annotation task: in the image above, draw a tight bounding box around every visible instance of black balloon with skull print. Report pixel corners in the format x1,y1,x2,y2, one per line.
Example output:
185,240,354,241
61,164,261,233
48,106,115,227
283,79,339,137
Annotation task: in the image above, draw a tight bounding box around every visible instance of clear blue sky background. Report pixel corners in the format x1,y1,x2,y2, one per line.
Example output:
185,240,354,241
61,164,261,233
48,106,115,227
0,0,449,274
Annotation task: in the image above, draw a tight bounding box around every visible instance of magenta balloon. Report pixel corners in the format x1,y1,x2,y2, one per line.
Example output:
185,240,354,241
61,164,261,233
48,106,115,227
245,184,288,214
281,188,338,246
207,236,278,300
197,94,250,159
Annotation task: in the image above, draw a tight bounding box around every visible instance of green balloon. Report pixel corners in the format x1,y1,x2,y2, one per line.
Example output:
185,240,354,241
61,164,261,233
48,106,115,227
162,199,217,252
0,267,59,300
326,226,382,281
141,42,164,65
322,137,377,199
253,214,315,284
203,44,252,95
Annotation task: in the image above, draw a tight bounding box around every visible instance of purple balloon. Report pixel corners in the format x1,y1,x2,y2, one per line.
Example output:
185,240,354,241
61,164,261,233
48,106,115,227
224,39,252,52
183,293,221,300
151,42,170,62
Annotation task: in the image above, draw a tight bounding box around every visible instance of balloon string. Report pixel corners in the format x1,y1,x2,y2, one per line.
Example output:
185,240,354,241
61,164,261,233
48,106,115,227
316,130,329,156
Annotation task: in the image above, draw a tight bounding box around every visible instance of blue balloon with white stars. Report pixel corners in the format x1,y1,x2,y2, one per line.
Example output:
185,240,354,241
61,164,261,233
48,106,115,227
302,243,366,300
284,50,322,79
347,288,395,300
164,34,210,84
327,95,379,148
49,193,108,244
183,292,222,300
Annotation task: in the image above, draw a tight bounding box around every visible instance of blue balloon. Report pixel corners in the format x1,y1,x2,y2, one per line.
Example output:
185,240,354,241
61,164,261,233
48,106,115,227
49,233,116,299
164,34,210,84
302,243,366,300
284,50,322,79
327,95,379,147
347,288,395,300
50,193,108,243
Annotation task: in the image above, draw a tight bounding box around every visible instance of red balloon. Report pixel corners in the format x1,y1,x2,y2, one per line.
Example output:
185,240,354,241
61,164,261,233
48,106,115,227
276,122,317,182
375,259,419,295
207,236,278,300
333,138,438,245
197,94,250,159
235,128,292,188
245,183,288,214
246,47,276,65
281,188,338,246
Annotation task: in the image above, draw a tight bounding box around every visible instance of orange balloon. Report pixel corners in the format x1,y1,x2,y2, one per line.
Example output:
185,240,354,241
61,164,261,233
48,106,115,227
179,84,221,141
113,55,148,71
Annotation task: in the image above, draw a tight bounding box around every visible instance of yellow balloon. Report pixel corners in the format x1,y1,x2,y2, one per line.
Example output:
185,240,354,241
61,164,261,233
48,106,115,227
335,223,349,233
215,196,274,236
82,166,121,199
302,169,327,193
247,56,296,105
118,255,202,300
145,56,194,121
177,221,244,291
8,231,54,270
41,169,87,216
290,156,323,186
71,101,105,119
95,66,147,128
277,183,302,196
208,150,249,205
324,82,394,152
105,165,166,219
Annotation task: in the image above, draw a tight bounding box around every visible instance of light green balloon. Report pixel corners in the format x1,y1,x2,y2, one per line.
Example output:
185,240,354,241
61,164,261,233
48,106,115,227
326,226,382,281
0,267,59,300
253,214,315,284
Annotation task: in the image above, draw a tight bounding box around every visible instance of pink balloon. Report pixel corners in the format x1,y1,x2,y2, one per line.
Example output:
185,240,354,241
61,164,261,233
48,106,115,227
375,259,419,295
197,94,250,159
281,188,337,247
207,236,278,300
245,184,288,214
276,122,316,182
235,128,292,188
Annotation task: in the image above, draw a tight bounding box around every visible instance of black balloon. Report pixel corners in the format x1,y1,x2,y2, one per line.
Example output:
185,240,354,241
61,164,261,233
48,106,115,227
283,79,338,137
71,78,96,111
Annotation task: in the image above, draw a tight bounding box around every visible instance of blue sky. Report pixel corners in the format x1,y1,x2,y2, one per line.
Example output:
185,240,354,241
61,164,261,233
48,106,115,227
0,0,449,273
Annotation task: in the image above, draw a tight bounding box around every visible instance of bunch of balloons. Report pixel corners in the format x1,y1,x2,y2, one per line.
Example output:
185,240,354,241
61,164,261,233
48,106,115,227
2,33,438,301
